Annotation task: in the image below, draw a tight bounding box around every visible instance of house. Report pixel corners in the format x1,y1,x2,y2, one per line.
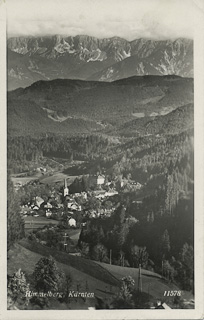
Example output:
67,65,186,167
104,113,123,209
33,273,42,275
73,193,81,197
14,181,22,188
35,196,44,207
67,199,81,211
155,301,171,309
130,181,143,189
105,190,118,197
68,218,76,227
31,205,39,211
46,210,52,217
89,174,105,187
93,190,106,199
44,202,53,209
97,174,105,185
70,203,81,211
67,200,74,209
132,200,143,204
81,192,88,200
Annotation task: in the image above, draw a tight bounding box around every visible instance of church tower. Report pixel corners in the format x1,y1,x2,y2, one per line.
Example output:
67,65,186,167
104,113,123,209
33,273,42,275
64,178,69,197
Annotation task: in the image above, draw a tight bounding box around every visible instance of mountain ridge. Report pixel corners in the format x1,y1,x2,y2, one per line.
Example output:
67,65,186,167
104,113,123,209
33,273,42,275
7,75,194,137
7,35,193,90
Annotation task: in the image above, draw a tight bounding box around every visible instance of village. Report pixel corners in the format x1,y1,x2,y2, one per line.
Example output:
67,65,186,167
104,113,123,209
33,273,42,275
17,171,143,234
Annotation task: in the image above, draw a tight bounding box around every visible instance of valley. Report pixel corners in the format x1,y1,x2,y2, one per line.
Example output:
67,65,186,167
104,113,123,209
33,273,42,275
7,73,194,310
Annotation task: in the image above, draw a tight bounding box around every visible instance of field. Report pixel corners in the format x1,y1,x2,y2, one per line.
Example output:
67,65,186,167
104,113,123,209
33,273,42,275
40,172,77,185
95,263,194,306
18,239,121,287
68,229,81,241
96,262,175,302
24,216,60,230
11,174,40,186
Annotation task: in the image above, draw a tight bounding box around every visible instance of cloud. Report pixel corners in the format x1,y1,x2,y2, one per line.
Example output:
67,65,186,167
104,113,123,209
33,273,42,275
7,0,195,40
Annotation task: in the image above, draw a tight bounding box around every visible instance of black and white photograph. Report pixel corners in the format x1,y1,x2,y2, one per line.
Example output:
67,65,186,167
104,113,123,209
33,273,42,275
1,0,204,318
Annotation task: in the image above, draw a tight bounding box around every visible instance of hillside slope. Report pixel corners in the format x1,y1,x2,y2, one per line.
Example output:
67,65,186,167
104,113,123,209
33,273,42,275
8,75,194,136
7,243,118,309
8,240,183,303
117,103,194,137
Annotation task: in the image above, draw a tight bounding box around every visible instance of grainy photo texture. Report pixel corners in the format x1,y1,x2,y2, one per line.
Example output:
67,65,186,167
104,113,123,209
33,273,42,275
6,0,198,314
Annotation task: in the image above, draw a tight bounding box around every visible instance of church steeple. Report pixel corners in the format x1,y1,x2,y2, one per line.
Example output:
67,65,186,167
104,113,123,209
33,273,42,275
64,178,69,197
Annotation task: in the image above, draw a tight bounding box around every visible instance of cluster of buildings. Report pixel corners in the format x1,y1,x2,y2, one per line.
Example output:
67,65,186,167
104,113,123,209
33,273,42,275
20,173,143,229
20,175,116,224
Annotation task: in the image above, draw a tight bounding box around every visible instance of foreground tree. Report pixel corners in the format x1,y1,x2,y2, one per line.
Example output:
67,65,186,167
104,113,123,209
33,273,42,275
161,229,171,258
111,276,150,309
33,256,66,292
111,281,134,309
179,243,194,290
130,245,149,268
7,269,30,310
162,260,176,282
91,243,108,262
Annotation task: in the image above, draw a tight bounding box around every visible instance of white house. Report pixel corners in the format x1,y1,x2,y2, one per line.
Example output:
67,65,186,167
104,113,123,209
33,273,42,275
71,204,82,211
89,174,105,186
32,205,39,211
67,201,81,211
81,192,88,200
35,196,44,207
97,174,105,185
44,202,53,209
93,190,106,199
105,190,118,197
68,218,76,227
46,210,52,217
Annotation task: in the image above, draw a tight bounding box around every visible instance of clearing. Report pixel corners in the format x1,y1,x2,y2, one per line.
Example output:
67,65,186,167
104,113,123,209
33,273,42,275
40,172,77,185
24,216,60,230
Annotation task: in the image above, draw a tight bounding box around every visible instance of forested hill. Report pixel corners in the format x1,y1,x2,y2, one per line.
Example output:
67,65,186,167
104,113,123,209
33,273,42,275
117,103,193,137
8,75,193,137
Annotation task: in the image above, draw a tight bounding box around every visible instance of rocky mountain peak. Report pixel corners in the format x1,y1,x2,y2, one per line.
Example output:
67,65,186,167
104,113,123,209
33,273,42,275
7,35,193,90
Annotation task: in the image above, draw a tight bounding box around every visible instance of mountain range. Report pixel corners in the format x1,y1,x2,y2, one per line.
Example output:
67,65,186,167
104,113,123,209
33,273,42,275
7,35,193,90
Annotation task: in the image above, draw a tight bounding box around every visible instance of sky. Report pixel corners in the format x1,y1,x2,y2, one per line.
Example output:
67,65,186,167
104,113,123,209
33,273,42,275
7,0,196,40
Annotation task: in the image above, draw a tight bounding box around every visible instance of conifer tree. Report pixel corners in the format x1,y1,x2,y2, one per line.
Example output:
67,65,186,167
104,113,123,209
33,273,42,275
33,256,66,292
7,269,30,310
161,229,171,258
